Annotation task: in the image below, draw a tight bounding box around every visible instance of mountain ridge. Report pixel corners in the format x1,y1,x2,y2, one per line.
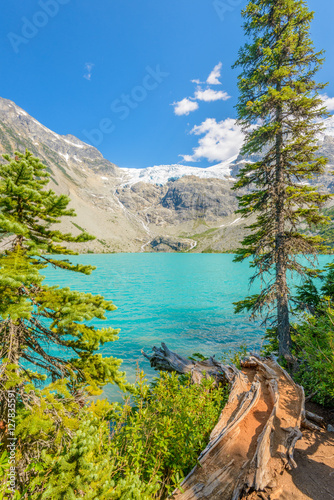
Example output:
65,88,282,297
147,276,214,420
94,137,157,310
1,96,334,254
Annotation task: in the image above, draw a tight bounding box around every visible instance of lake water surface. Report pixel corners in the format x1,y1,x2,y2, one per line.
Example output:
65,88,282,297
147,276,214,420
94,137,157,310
43,253,333,399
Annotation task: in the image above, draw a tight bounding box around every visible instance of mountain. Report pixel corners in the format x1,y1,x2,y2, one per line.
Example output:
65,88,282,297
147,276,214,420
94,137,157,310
0,97,145,252
0,98,119,175
1,96,334,253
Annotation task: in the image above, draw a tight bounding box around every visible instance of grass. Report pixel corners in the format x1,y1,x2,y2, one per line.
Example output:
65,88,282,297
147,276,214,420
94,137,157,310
180,227,219,241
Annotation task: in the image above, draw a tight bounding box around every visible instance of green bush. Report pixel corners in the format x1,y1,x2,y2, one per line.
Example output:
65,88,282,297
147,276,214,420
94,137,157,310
261,263,334,405
261,310,334,406
110,371,228,498
261,327,279,357
22,371,228,499
24,412,157,500
291,307,334,406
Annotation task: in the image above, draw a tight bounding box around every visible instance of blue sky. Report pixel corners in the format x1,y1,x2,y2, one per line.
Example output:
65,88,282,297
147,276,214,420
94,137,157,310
1,0,334,169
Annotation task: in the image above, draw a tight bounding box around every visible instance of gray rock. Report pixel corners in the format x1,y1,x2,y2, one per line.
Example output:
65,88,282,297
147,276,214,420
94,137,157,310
150,235,194,252
161,176,237,222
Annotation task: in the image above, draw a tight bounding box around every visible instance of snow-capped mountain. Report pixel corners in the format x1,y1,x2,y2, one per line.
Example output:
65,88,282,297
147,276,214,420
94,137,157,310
120,157,238,186
1,95,334,254
321,115,334,138
121,115,334,187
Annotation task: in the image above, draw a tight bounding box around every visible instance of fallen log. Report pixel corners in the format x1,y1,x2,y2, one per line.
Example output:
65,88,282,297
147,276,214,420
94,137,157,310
142,342,238,385
143,344,306,500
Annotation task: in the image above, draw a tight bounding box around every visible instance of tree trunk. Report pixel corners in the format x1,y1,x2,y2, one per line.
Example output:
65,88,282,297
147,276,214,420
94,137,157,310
142,344,319,499
0,321,20,446
275,98,291,358
8,320,20,365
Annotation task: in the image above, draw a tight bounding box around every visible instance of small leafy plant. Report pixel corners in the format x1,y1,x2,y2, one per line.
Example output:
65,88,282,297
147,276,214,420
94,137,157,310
22,371,228,499
110,371,228,498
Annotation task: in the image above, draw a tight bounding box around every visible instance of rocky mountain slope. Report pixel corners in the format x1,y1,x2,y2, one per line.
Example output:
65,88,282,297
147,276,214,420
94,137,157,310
1,96,334,253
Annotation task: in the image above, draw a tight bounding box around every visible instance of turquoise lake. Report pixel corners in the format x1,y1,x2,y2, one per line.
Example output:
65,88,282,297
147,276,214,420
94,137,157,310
43,253,333,399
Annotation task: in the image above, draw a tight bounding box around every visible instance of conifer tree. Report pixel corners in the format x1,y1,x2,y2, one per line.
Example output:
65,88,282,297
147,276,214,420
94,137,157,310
232,0,331,357
0,151,126,424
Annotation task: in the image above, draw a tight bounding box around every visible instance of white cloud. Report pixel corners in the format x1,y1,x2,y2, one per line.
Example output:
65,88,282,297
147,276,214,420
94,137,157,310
172,62,230,116
172,98,199,116
194,87,231,102
321,94,334,111
181,118,245,163
84,62,94,81
206,62,222,85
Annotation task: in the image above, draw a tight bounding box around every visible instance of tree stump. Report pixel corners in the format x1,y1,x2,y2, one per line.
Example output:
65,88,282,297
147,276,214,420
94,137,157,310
142,344,317,499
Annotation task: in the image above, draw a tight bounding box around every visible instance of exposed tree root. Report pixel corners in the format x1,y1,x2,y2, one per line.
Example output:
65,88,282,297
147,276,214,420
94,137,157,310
142,344,316,500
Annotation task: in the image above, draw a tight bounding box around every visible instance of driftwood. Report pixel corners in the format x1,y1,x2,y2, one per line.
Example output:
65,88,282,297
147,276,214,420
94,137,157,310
142,343,321,500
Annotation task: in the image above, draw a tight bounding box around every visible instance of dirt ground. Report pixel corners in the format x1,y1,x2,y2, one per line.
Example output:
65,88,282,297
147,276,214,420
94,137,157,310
247,402,334,500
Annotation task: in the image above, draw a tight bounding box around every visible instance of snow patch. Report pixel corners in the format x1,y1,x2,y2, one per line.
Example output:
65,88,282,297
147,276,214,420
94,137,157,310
59,152,69,162
220,217,241,228
321,115,334,138
62,138,84,148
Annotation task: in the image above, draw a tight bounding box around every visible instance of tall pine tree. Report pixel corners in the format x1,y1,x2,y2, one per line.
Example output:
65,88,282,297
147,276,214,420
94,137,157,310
0,151,126,427
232,0,331,357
